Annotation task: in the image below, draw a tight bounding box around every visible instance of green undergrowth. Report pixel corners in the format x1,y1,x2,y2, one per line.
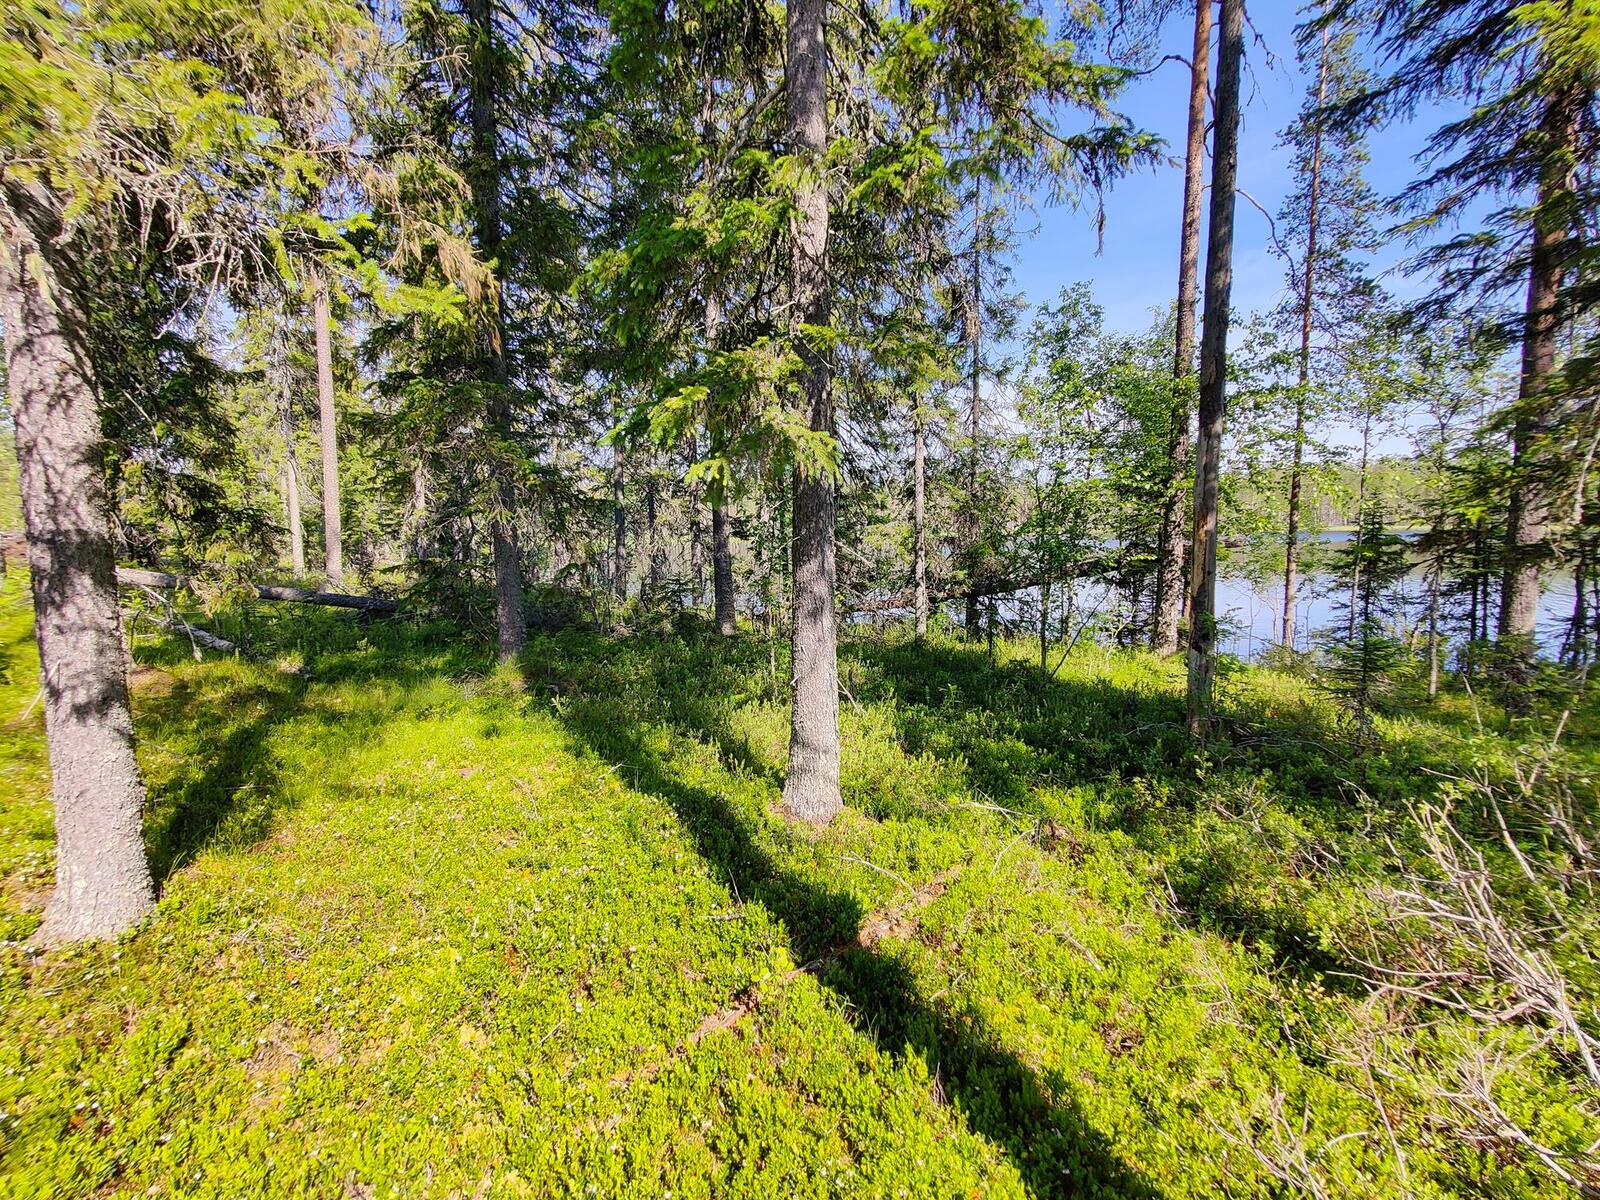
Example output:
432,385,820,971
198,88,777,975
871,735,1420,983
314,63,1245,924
0,583,1594,1198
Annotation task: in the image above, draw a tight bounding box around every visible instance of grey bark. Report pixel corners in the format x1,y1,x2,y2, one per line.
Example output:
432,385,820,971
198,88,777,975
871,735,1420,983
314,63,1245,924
1186,0,1244,738
311,271,343,587
468,0,527,661
1152,0,1211,657
780,0,841,825
274,327,306,577
1283,27,1330,653
2,198,156,945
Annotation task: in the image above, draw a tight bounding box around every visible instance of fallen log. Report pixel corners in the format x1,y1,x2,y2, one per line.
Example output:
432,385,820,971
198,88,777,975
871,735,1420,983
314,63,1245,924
121,608,239,655
117,567,399,614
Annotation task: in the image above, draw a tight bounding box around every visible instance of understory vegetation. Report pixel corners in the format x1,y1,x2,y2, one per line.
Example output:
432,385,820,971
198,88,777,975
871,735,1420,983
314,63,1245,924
3,583,1597,1199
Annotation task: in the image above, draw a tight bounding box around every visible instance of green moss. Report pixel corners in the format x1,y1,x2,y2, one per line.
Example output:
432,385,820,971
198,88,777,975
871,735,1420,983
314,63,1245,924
0,591,1593,1197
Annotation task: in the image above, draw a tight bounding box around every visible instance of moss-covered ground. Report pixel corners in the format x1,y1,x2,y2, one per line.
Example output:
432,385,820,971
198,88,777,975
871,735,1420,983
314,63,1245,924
1,582,1594,1198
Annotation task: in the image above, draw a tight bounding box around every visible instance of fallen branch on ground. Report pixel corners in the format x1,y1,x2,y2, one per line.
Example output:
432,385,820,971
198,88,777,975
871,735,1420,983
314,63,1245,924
117,567,399,613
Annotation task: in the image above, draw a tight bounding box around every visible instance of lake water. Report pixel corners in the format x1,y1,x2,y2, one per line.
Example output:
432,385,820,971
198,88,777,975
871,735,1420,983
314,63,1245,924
1215,570,1576,660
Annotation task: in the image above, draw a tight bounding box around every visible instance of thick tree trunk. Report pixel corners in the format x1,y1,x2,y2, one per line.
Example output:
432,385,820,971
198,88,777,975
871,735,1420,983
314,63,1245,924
913,404,929,637
1500,87,1578,672
781,0,841,825
311,271,343,587
1186,0,1244,738
1283,28,1330,653
1152,0,1212,657
2,207,155,945
468,0,527,661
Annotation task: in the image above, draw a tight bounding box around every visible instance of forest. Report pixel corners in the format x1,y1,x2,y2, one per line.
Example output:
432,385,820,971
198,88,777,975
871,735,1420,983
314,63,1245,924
2,0,1600,1196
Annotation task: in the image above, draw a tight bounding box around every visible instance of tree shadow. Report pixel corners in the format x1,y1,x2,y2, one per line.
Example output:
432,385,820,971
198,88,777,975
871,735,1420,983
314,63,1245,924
134,608,484,885
539,643,1162,1200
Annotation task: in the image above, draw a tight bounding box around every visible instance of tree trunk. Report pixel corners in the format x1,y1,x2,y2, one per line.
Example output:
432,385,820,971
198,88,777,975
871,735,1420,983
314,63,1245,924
611,447,627,601
965,181,985,639
1347,412,1371,641
1500,87,1578,672
645,467,662,594
780,0,841,825
1186,0,1244,739
468,0,527,661
712,501,736,634
1152,0,1212,657
2,204,155,945
913,403,929,637
311,270,343,587
275,329,306,577
1283,28,1329,653
704,290,738,635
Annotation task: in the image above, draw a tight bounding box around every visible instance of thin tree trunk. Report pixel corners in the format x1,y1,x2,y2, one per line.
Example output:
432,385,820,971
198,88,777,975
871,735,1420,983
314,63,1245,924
965,181,984,638
1347,412,1371,641
406,457,430,563
275,328,306,577
781,0,841,824
1283,27,1330,653
712,501,736,634
611,448,627,601
1152,0,1212,657
1186,0,1244,739
645,467,662,594
1427,563,1441,696
2,205,155,944
311,270,343,587
704,290,739,635
913,403,929,637
468,0,526,661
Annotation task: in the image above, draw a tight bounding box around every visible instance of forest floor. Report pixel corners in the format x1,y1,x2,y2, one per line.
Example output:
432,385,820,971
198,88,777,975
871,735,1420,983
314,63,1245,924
0,581,1595,1199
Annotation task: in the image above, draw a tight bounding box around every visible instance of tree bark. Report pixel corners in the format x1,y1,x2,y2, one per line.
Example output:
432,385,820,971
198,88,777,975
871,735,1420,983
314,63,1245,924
275,327,306,577
468,0,527,661
1283,27,1330,653
712,501,736,634
611,446,627,601
1186,0,1244,739
2,201,156,944
1347,411,1371,641
310,270,343,587
705,291,739,636
913,402,929,637
1152,0,1212,657
780,0,841,825
1499,85,1578,669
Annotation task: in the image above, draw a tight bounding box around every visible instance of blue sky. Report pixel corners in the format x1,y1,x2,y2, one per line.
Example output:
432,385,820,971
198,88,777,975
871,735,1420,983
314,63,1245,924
1010,1,1451,339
